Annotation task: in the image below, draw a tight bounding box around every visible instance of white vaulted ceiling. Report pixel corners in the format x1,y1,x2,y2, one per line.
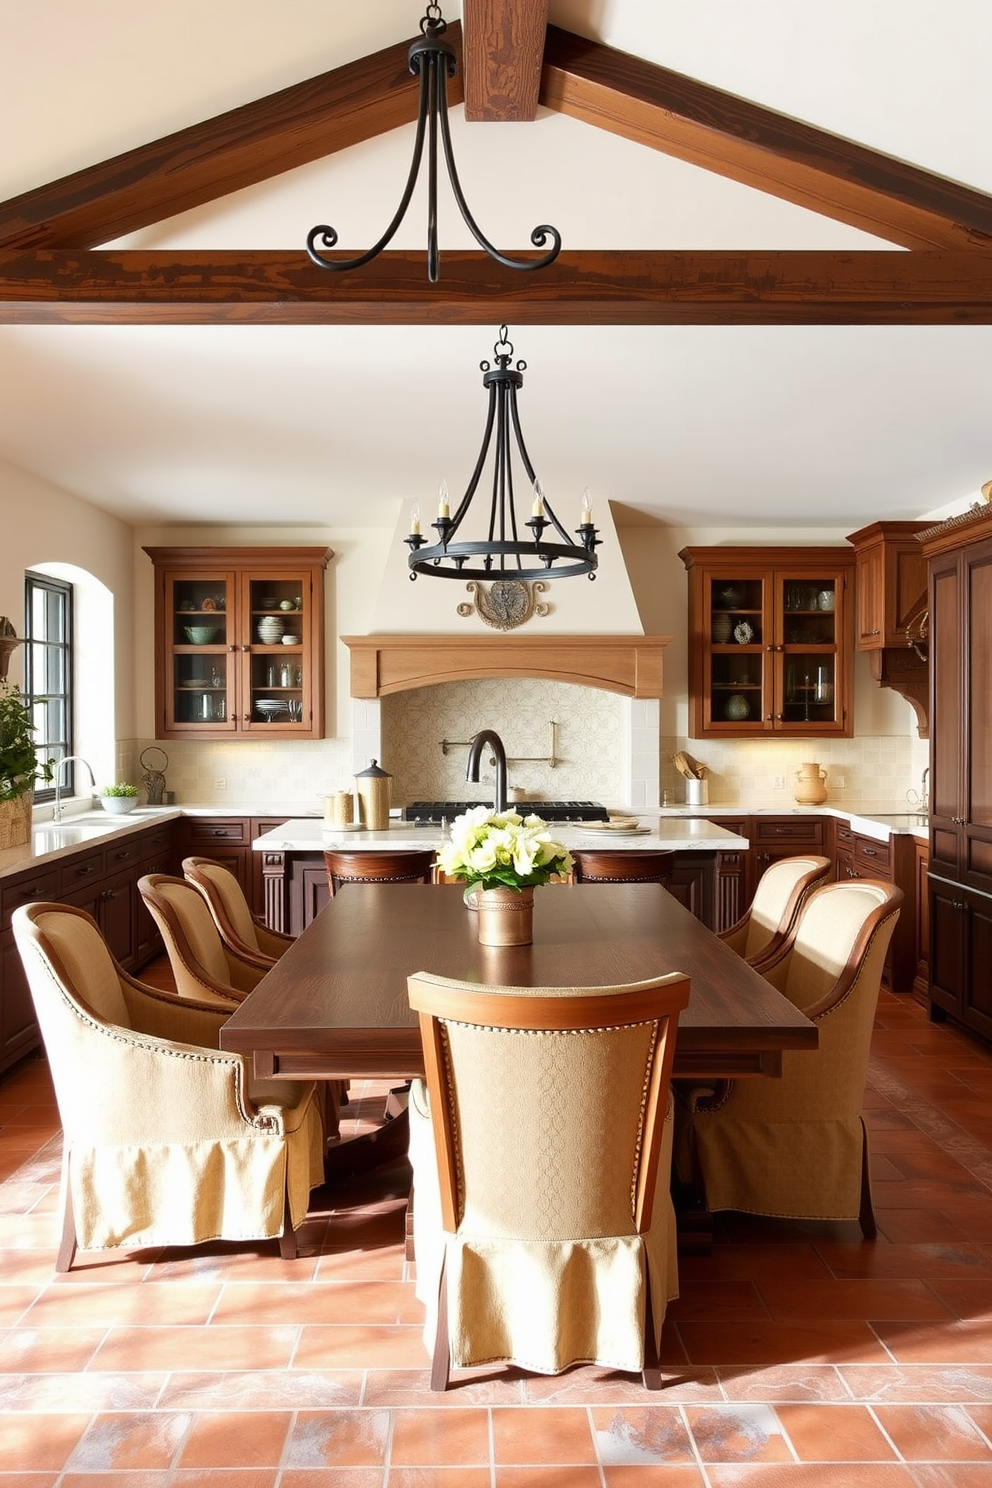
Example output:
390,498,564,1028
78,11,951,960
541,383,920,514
0,0,990,531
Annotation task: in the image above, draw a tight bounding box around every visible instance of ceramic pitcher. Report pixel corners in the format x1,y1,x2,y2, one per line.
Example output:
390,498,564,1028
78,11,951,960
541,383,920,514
794,761,828,806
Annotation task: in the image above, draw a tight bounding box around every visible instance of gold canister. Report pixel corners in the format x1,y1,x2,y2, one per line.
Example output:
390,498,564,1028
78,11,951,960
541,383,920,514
354,759,391,831
324,791,354,827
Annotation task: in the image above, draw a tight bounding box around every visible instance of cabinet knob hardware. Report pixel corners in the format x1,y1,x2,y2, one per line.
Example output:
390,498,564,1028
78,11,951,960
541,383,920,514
241,645,249,652
228,645,236,652
243,713,251,721
765,644,773,651
863,847,877,856
775,644,784,652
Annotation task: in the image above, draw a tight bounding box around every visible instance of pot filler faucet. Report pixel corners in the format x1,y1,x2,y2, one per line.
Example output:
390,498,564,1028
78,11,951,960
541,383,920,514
466,730,508,815
52,755,97,822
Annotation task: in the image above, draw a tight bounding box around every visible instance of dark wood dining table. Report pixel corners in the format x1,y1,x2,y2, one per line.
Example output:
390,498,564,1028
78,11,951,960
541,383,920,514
220,882,817,1083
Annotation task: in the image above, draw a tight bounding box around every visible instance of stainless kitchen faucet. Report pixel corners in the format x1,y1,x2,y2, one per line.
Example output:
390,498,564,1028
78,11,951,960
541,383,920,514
52,756,97,822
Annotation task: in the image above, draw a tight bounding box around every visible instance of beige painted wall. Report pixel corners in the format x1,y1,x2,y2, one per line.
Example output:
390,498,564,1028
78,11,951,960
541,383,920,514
0,454,136,751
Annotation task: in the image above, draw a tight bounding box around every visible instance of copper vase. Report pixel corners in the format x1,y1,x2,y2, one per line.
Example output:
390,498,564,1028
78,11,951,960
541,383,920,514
476,886,535,946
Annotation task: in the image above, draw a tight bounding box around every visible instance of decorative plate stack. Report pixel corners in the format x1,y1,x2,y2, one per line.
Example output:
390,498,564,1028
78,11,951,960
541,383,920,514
257,616,284,643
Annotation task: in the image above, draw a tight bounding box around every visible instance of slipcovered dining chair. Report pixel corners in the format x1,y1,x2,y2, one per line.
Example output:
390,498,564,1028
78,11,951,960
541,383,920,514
12,902,324,1271
138,873,269,1004
407,968,691,1390
324,848,436,896
680,879,902,1237
182,856,294,969
571,849,676,887
718,854,831,969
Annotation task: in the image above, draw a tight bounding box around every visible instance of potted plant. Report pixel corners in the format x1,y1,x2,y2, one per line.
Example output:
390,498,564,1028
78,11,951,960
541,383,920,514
436,806,574,946
100,783,140,815
0,681,54,848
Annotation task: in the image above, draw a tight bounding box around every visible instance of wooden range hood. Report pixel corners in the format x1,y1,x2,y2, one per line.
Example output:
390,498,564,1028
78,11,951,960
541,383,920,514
341,634,671,699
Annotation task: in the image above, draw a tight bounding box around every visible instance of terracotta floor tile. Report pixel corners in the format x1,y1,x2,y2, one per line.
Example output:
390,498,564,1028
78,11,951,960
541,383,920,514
294,1322,428,1369
717,1365,850,1402
755,1277,955,1322
158,1369,363,1411
91,1323,297,1373
387,1470,493,1488
24,1280,222,1327
873,1402,992,1459
362,1367,526,1408
963,1402,992,1440
495,1470,603,1488
522,1366,722,1405
66,1411,190,1470
602,1469,705,1487
678,1244,833,1284
282,1470,383,1482
0,1283,39,1324
816,1242,992,1280
929,1280,992,1319
178,1412,294,1468
683,1403,792,1462
59,1473,175,1487
704,1467,918,1486
838,1364,992,1403
675,1318,890,1367
389,1407,491,1465
589,1404,695,1464
280,1472,383,1487
872,1318,992,1364
0,1325,106,1373
284,1408,390,1467
669,1280,768,1321
874,1209,971,1244
491,1405,597,1464
0,1414,92,1470
775,1403,897,1460
210,1279,416,1326
909,1468,992,1487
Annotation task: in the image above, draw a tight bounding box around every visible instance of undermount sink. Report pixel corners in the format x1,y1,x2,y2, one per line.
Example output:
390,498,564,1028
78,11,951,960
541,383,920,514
32,813,149,848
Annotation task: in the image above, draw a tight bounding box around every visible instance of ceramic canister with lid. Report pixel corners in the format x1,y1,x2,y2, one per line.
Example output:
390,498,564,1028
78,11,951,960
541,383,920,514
355,759,392,830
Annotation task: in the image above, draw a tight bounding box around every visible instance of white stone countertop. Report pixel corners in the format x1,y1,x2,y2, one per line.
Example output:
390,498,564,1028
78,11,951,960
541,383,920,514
253,816,751,853
0,798,928,886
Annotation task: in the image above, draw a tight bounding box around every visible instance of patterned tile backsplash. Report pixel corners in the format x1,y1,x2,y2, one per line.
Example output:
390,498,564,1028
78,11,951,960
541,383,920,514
122,676,928,813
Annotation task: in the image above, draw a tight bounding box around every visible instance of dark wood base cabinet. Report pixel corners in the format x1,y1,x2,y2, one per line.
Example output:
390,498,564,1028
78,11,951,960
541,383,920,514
928,876,992,1042
0,820,178,1077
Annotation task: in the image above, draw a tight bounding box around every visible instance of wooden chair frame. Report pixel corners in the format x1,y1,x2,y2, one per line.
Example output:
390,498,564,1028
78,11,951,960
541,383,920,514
718,854,831,971
571,849,676,885
324,848,436,895
182,855,294,969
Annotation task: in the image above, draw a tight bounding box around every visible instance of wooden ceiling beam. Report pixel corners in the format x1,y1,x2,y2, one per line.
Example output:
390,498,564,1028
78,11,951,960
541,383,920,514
0,26,464,253
540,26,992,251
462,0,549,121
1,248,991,324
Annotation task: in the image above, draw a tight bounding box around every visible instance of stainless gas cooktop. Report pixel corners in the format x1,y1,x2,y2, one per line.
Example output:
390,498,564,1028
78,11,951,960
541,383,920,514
402,800,610,824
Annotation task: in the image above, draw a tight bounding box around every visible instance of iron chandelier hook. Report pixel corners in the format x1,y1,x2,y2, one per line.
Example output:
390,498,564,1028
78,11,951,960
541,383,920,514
306,6,562,283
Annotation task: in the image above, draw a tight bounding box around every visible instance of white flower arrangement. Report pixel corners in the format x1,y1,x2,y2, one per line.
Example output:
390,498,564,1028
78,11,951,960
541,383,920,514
436,805,574,892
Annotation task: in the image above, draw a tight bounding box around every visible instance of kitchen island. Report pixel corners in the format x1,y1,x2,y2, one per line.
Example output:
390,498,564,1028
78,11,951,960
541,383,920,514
252,815,750,933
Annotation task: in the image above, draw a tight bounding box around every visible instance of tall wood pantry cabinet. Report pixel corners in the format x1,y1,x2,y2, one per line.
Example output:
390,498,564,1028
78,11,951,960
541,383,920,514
144,547,333,740
679,547,854,738
922,506,992,1042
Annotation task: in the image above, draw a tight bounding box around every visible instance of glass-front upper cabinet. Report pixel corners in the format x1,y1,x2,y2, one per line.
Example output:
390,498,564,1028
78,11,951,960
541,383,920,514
679,547,855,738
144,546,333,740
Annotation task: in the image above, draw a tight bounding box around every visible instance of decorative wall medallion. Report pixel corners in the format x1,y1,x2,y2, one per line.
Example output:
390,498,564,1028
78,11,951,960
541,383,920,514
457,580,550,631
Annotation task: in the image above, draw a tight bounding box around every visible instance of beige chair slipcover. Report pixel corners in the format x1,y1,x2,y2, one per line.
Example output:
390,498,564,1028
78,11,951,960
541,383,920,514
718,854,831,968
13,902,324,1270
182,856,295,967
684,879,902,1234
407,969,690,1389
138,873,268,1003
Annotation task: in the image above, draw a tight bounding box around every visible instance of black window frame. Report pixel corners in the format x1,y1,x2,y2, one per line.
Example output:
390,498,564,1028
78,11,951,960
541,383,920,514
23,571,73,802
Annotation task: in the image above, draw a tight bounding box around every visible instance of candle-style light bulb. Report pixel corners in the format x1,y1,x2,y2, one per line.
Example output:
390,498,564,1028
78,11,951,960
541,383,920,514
580,487,593,525
409,502,422,536
531,480,545,518
437,480,450,520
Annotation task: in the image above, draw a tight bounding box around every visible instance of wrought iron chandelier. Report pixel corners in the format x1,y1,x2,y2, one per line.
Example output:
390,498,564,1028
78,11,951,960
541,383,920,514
306,4,561,283
405,326,600,582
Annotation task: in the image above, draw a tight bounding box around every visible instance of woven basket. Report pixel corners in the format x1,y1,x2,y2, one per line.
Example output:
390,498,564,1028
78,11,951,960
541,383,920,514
0,793,32,850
